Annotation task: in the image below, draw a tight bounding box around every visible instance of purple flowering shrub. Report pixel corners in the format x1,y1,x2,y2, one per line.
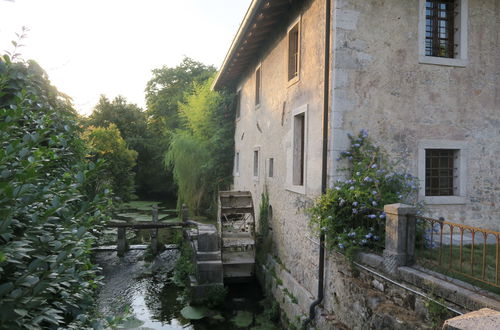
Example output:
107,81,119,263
309,130,418,254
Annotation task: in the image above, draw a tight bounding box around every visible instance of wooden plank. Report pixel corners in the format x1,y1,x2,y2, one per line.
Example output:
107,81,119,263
105,221,191,229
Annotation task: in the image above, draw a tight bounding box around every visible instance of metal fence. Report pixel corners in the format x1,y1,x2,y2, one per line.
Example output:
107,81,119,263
415,215,500,288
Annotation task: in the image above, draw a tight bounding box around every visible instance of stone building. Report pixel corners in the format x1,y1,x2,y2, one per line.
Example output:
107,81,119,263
214,0,499,327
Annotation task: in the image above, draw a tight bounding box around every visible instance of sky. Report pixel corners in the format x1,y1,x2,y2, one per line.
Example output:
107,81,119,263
0,0,250,115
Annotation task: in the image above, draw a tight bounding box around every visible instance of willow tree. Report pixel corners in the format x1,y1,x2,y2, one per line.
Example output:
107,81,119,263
166,77,234,216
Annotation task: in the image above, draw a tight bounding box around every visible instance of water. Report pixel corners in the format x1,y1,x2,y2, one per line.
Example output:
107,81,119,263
95,249,274,330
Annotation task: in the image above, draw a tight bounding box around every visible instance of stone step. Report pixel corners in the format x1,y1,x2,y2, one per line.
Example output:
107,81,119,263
197,251,221,261
222,250,255,265
222,237,255,248
223,263,255,279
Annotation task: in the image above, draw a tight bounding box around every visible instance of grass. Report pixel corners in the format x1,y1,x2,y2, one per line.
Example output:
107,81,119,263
416,243,500,295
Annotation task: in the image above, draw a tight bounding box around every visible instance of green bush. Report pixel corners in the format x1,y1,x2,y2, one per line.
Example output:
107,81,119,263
309,130,418,255
0,54,110,328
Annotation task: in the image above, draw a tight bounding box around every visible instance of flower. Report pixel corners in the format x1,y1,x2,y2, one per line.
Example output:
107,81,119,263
372,191,377,195
352,208,358,214
365,233,373,239
356,171,360,176
335,186,341,191
363,176,373,182
338,243,345,249
360,129,368,138
371,164,377,169
349,186,355,190
379,213,386,219
360,239,368,245
373,235,380,241
367,214,377,219
352,201,358,207
372,201,378,206
353,143,360,148
348,232,356,238
339,199,345,206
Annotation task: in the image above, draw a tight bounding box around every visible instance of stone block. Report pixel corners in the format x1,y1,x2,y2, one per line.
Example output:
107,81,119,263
197,226,219,252
196,260,223,284
443,308,500,330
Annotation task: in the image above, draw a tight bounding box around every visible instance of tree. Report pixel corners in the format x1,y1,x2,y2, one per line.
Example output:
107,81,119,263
166,77,235,215
0,53,110,328
83,124,138,201
140,57,216,201
145,57,216,132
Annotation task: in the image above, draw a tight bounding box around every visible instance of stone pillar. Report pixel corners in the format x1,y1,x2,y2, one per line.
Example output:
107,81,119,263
181,204,189,222
117,227,127,257
383,203,417,275
151,205,159,255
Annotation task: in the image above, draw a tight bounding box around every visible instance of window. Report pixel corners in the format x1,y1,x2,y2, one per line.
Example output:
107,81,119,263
425,149,456,196
253,149,259,179
268,158,274,178
418,140,467,204
293,113,305,186
235,90,241,119
255,66,261,107
418,0,468,66
287,21,300,82
287,104,307,194
234,152,240,176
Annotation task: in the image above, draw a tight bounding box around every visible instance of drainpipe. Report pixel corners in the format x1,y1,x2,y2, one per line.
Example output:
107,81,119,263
304,0,331,328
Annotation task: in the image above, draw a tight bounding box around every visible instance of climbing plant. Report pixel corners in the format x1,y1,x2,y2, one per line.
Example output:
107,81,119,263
0,53,111,328
309,130,418,255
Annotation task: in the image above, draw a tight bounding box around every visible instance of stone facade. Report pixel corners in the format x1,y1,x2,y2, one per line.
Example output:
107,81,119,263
231,0,326,297
214,0,499,328
330,0,500,230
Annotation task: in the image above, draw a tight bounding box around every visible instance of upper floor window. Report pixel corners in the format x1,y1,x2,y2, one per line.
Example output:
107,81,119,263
287,21,300,82
418,0,468,67
235,90,241,119
255,66,261,107
425,0,455,58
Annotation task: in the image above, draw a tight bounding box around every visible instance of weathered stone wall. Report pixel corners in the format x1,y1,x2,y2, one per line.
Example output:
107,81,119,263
233,0,325,297
330,0,500,230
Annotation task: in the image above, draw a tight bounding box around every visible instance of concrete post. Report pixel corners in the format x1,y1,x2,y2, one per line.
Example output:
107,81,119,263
383,203,417,275
181,204,189,222
151,204,159,255
117,227,127,257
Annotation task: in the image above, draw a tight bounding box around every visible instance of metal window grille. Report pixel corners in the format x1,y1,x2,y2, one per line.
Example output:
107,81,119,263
425,149,456,196
425,0,456,58
288,24,299,81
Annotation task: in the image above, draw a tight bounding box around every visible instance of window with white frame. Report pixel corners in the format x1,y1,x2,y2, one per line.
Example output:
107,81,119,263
418,0,468,66
234,152,240,176
253,148,260,179
287,104,308,194
418,140,467,204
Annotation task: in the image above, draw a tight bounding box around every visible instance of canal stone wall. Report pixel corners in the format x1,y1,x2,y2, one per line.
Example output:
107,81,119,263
257,203,500,329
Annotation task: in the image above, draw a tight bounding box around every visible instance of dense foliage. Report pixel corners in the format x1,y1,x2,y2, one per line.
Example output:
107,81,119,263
83,124,138,201
0,54,110,328
309,130,418,254
166,77,235,215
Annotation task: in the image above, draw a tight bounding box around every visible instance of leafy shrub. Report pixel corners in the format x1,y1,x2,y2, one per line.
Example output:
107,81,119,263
0,54,110,328
309,130,418,255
